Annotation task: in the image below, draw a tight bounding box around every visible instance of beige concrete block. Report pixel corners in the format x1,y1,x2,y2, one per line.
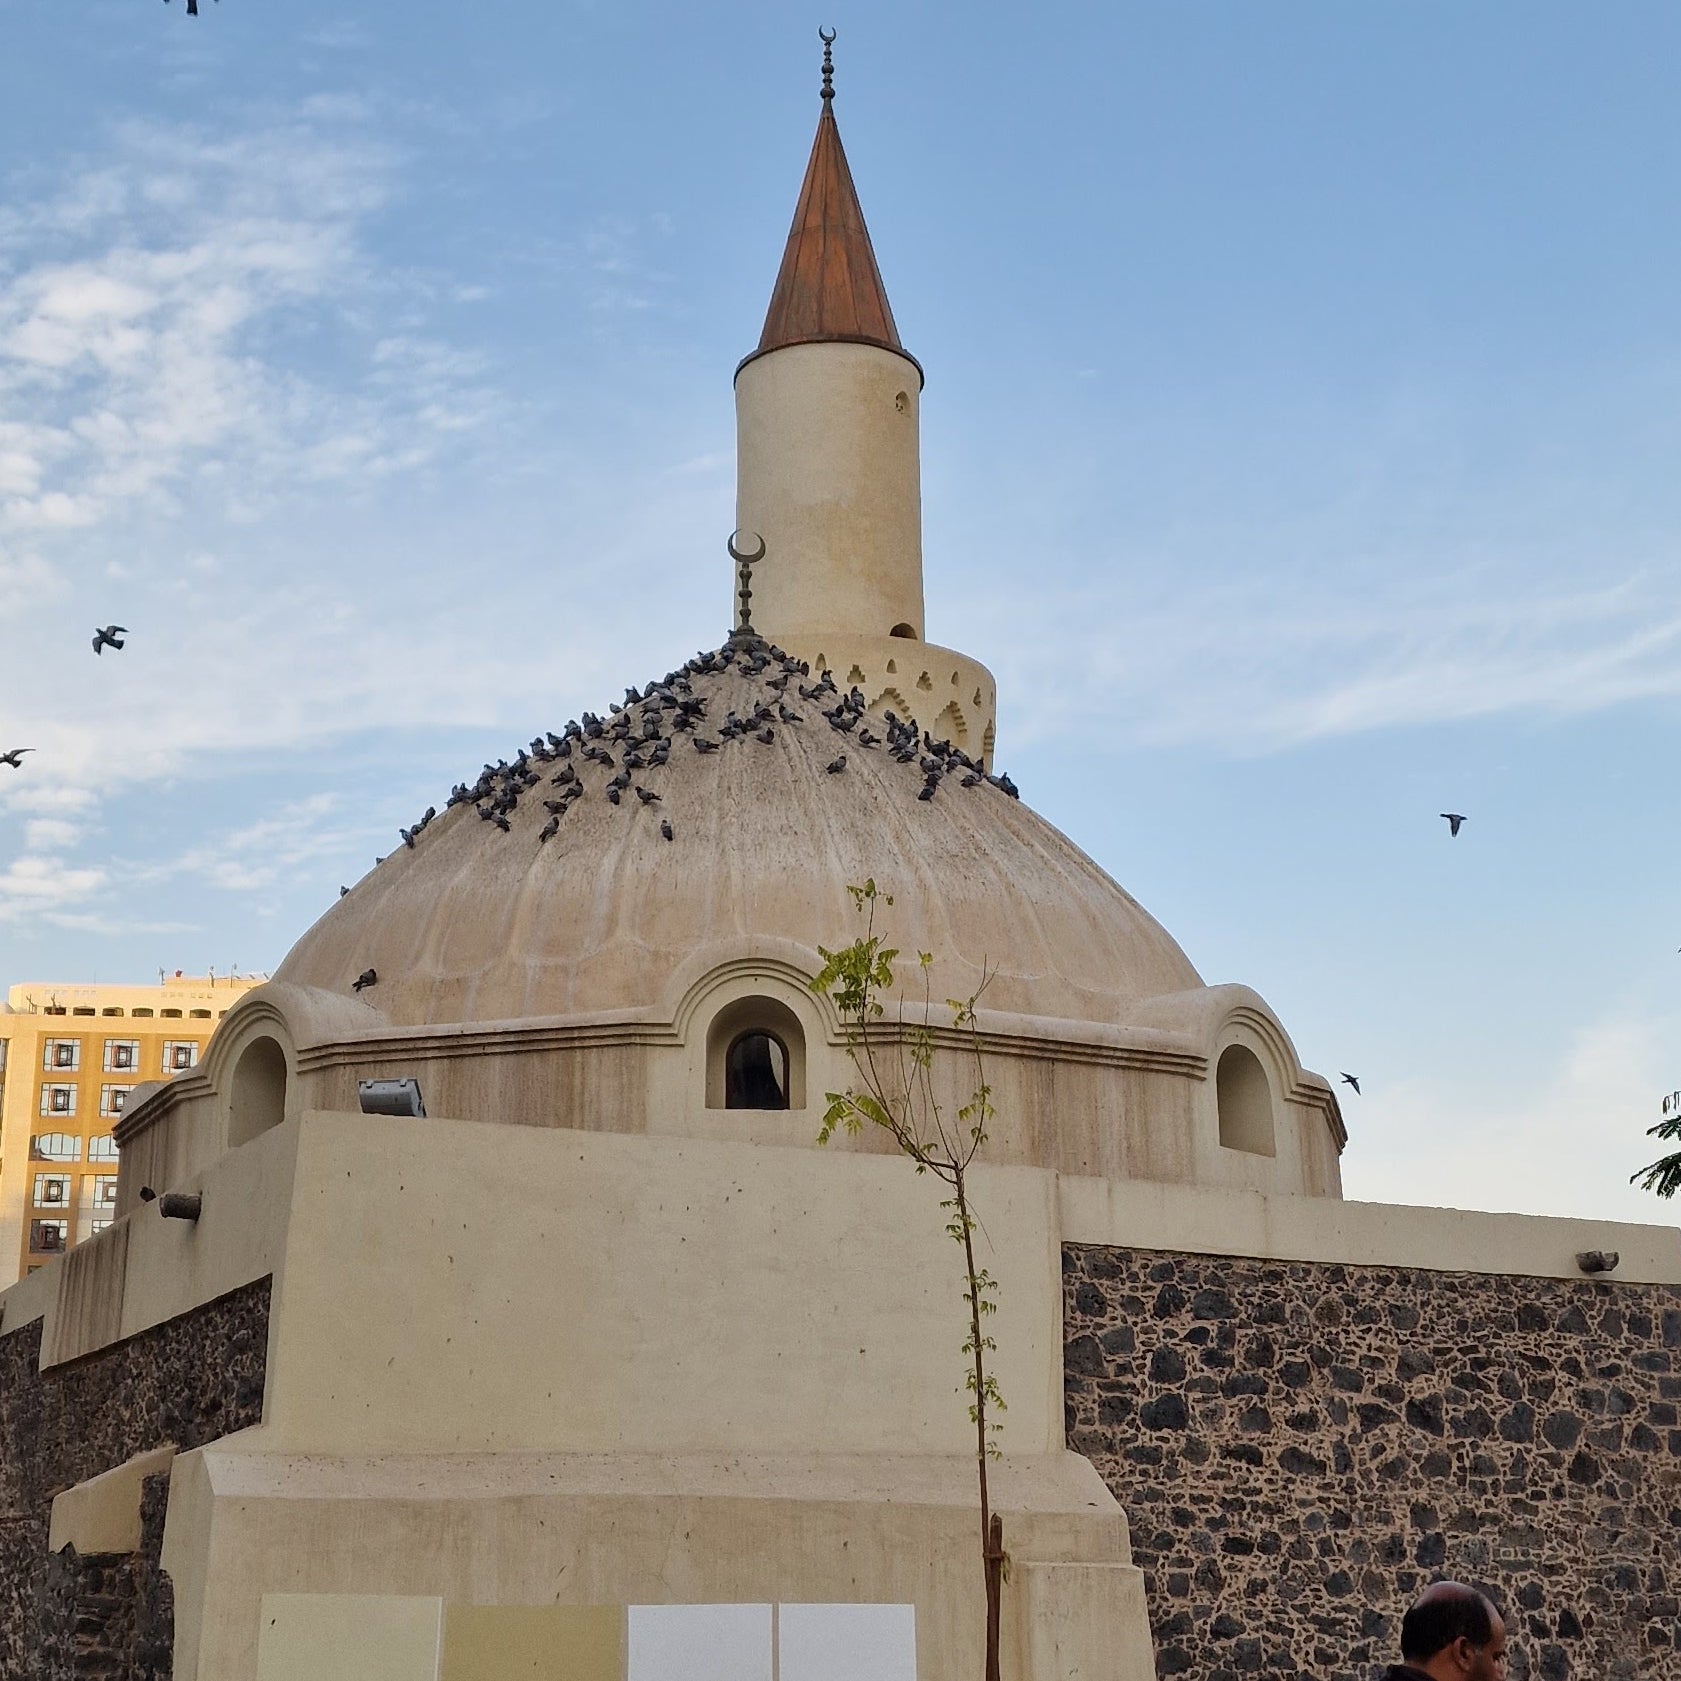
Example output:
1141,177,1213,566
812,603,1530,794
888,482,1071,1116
256,1593,442,1681
1010,1561,1156,1681
440,1604,624,1680
48,1444,175,1555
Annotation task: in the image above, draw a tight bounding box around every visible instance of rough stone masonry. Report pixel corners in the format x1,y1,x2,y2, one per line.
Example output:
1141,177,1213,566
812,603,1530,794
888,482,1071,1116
1063,1245,1681,1681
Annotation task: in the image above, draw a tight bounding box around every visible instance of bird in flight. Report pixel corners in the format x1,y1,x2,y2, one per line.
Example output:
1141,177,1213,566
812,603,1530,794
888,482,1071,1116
1,748,33,769
92,625,127,655
1340,1073,1361,1095
1439,812,1466,837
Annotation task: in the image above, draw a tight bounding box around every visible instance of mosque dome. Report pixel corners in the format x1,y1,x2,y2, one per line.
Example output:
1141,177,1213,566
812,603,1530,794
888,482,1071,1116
273,640,1201,1029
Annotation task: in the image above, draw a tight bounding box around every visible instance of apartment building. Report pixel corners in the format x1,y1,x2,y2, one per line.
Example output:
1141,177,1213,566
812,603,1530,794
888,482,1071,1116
0,973,261,1285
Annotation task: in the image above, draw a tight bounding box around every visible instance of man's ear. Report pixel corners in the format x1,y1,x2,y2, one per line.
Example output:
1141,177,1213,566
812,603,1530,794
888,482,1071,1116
1452,1636,1477,1673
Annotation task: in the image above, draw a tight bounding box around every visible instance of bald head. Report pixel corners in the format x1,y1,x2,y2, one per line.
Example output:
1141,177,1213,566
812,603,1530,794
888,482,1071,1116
1401,1582,1506,1676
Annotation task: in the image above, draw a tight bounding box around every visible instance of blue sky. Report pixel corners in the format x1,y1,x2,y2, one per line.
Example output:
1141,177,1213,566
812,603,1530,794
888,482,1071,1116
1,1,1678,1225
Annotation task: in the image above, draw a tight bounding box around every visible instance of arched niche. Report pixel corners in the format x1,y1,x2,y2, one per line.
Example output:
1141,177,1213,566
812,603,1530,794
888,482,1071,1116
1216,1043,1275,1157
228,1034,290,1148
706,995,807,1111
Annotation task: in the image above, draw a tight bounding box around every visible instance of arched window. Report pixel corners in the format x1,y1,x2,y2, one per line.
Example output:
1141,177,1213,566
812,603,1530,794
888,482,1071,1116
705,995,806,1111
725,1031,790,1110
1216,1044,1276,1156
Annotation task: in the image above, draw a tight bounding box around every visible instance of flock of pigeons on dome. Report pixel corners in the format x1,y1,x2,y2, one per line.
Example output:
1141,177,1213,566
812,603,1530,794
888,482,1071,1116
395,633,1020,868
0,622,1474,1107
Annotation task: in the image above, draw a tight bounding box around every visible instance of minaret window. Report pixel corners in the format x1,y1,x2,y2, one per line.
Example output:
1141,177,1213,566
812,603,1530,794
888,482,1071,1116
725,1031,790,1110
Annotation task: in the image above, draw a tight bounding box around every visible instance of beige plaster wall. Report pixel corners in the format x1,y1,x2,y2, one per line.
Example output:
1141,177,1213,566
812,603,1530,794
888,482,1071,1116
1057,1172,1681,1282
258,1113,1063,1459
736,341,924,646
166,1445,1144,1681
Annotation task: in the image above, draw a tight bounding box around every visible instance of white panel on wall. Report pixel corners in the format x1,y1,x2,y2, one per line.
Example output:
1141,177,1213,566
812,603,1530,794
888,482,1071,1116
778,1604,917,1681
627,1604,772,1681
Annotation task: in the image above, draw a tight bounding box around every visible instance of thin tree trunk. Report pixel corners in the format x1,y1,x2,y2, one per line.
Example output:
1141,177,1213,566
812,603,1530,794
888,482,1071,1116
956,1169,1002,1681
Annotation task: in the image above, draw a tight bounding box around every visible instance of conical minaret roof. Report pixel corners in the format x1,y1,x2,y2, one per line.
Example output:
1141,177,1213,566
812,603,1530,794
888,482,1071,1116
744,37,916,374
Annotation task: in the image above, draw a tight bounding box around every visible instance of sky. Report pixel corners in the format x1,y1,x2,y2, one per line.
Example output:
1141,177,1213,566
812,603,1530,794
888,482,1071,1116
0,0,1678,1229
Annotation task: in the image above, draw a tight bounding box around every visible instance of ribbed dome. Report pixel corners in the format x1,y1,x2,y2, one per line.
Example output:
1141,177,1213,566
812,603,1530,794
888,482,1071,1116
274,639,1201,1027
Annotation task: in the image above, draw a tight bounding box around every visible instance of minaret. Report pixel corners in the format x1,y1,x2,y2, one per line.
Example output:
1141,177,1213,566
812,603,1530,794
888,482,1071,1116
735,32,997,764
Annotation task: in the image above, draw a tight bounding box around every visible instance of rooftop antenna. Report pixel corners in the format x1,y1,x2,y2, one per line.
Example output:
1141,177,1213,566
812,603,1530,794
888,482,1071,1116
819,26,836,101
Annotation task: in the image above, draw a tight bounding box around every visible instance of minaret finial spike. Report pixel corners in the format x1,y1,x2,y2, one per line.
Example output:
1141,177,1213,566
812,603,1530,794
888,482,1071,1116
819,27,836,102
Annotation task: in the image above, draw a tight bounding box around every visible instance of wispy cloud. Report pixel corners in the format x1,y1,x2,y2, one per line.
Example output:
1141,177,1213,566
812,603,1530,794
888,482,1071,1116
1340,1009,1681,1226
968,561,1681,753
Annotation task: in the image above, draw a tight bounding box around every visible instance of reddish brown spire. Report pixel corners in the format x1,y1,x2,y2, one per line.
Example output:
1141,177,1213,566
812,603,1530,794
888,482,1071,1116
744,37,914,375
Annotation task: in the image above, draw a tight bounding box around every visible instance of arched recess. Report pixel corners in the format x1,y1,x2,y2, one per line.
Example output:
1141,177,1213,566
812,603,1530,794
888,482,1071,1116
933,700,968,748
228,1035,290,1148
1216,1044,1275,1156
706,995,806,1111
871,687,913,723
890,622,918,639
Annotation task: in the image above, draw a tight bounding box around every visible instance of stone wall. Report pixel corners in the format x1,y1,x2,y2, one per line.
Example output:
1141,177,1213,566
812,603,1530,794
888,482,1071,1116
0,1279,270,1679
1063,1245,1681,1681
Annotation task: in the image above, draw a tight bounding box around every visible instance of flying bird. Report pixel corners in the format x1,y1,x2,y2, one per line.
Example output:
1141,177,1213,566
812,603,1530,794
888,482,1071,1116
352,968,378,993
1340,1073,1361,1095
92,625,127,655
1440,813,1466,837
0,748,33,769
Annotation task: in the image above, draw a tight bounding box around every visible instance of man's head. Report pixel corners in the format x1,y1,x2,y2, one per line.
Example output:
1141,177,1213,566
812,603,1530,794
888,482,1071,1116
1400,1581,1508,1680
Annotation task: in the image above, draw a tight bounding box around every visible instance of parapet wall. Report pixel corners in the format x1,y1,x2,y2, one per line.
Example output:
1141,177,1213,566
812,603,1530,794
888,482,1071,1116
1063,1244,1681,1681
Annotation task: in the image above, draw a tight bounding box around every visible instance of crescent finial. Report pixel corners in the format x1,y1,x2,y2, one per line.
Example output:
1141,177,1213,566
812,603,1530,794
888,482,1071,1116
819,27,836,100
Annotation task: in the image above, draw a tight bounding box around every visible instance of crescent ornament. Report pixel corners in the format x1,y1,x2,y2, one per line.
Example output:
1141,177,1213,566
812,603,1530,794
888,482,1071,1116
726,530,766,566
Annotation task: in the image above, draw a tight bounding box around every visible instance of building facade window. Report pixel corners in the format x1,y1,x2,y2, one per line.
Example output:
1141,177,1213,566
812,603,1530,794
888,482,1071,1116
162,1040,198,1073
100,1085,134,1117
44,1038,81,1071
31,1133,81,1162
32,1173,72,1207
40,1084,77,1117
87,1135,118,1162
91,1175,118,1211
104,1039,140,1072
29,1220,68,1254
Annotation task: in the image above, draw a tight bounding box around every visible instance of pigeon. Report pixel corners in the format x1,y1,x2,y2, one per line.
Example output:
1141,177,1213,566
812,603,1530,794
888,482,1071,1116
826,755,847,774
339,886,349,898
755,726,775,745
492,813,510,832
539,816,559,843
918,785,936,802
92,625,126,655
0,748,32,768
1440,813,1466,837
778,704,802,724
399,827,418,850
352,968,378,993
1340,1073,1361,1096
635,786,661,805
606,787,621,805
660,819,674,841
693,737,719,754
